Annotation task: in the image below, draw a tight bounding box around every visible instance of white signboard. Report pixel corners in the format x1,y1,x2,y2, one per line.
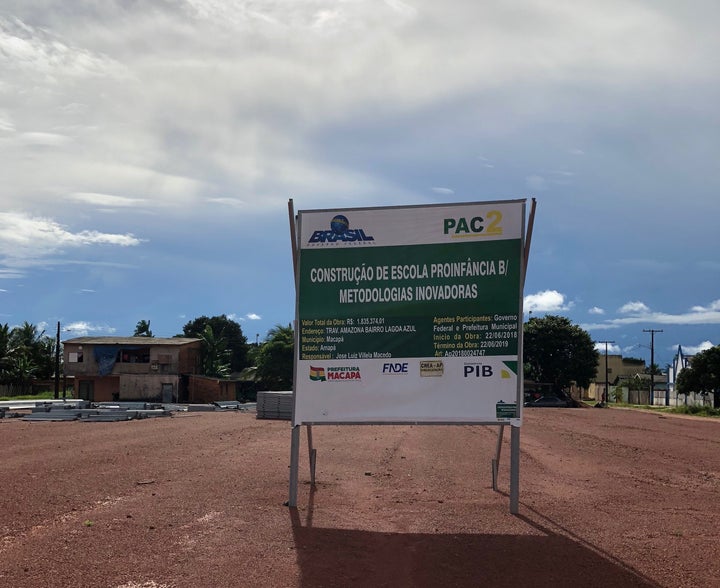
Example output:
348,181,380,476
293,200,526,425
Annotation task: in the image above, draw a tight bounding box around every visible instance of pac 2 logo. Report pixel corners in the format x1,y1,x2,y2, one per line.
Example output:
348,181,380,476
464,364,493,378
443,210,502,238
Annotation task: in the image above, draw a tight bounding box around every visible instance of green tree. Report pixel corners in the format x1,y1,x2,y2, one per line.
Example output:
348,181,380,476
256,324,294,391
0,323,11,383
3,354,38,395
133,320,153,337
676,345,720,408
180,315,248,372
523,315,598,390
198,324,231,378
8,322,54,380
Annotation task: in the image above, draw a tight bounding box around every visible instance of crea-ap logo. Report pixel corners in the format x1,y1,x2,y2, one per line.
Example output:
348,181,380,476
308,214,375,245
443,210,503,239
309,365,362,381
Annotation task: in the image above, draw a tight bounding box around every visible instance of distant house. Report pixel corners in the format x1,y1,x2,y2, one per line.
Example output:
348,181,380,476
588,354,646,402
666,345,708,407
63,337,202,403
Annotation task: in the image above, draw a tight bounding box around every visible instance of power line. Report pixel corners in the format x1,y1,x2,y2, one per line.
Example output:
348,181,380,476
642,329,663,405
597,341,615,404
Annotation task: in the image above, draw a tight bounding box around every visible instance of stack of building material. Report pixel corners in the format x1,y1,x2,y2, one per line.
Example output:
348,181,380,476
214,400,242,410
22,403,172,422
256,391,293,420
23,408,82,421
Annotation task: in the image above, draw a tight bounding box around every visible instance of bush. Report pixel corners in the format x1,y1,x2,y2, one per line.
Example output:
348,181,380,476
669,405,720,418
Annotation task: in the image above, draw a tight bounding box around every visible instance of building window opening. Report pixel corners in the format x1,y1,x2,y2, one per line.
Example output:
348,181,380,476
117,348,150,363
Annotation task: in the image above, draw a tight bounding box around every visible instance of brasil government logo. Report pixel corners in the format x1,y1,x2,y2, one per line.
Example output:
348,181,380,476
308,214,374,244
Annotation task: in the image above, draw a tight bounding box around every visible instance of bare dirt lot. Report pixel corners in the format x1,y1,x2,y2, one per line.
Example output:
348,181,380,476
1,406,719,587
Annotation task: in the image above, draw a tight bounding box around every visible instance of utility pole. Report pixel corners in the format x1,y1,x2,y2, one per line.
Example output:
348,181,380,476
597,341,615,404
643,329,663,406
54,321,60,400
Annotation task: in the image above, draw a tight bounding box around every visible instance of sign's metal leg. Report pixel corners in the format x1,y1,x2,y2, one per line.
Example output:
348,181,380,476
510,424,520,514
492,424,505,491
307,425,317,486
289,425,300,507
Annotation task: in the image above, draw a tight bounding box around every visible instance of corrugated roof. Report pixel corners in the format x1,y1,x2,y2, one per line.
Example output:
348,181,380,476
63,336,201,345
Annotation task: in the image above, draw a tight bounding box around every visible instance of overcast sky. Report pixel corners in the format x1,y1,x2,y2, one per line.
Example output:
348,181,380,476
1,0,718,367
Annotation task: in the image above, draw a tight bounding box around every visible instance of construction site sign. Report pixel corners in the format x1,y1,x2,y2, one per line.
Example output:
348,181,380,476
293,200,526,425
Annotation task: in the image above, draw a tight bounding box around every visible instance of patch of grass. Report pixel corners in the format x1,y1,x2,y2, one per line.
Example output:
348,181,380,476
608,402,720,418
0,391,75,401
667,405,720,418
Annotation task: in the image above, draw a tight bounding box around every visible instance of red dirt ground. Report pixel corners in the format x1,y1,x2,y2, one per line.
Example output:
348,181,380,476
1,406,718,587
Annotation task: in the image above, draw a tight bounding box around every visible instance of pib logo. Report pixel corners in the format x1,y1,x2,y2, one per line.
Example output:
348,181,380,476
464,364,493,378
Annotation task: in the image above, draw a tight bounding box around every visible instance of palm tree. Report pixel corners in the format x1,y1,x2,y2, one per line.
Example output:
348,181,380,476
4,353,38,395
199,325,231,378
7,322,54,381
10,321,44,349
256,324,294,390
0,323,11,383
133,320,154,337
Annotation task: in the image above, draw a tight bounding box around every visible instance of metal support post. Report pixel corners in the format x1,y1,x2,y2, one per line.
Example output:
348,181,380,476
307,425,317,486
288,425,301,507
492,424,505,491
510,425,520,514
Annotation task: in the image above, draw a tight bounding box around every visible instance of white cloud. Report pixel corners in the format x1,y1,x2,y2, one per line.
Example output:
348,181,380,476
595,342,621,354
690,300,720,313
668,341,715,355
63,321,116,336
676,340,715,355
589,306,605,315
19,132,70,146
431,187,454,195
0,269,25,279
0,15,123,79
619,301,651,314
68,192,147,207
524,290,572,312
0,0,718,345
0,212,144,269
585,300,720,330
477,155,494,169
206,197,246,208
227,312,261,322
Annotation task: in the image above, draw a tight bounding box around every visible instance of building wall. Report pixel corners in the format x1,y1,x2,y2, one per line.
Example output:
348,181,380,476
177,346,201,374
119,375,179,402
64,340,201,401
187,375,237,404
76,376,120,403
64,343,201,377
